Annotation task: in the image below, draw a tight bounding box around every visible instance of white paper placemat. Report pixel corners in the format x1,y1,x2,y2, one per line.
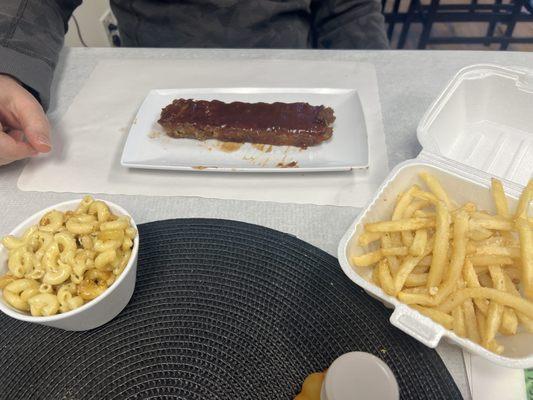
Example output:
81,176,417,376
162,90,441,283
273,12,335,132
18,59,389,207
463,351,528,400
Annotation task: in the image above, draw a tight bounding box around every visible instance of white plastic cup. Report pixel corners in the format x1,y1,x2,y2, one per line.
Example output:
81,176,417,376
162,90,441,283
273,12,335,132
321,352,399,400
0,199,139,331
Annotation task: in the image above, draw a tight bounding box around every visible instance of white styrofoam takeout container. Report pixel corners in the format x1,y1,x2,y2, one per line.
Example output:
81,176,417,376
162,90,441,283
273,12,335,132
338,64,533,368
0,199,139,331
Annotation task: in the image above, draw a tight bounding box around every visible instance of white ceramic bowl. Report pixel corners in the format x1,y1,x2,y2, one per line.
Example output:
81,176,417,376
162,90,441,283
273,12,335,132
0,199,139,331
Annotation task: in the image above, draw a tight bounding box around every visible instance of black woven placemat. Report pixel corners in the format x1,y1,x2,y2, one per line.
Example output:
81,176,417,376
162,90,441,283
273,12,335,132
0,219,462,400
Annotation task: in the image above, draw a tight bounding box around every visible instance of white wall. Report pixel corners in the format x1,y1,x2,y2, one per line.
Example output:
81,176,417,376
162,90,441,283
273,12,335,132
65,0,111,47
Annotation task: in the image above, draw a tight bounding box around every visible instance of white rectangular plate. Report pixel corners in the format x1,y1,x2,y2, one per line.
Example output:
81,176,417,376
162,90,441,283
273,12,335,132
121,88,369,172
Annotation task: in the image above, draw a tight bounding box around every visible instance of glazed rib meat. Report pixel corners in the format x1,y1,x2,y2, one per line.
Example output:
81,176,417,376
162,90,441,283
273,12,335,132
158,99,335,148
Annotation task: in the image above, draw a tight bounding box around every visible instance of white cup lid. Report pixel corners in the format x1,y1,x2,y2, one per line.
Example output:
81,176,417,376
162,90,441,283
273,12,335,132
321,352,399,400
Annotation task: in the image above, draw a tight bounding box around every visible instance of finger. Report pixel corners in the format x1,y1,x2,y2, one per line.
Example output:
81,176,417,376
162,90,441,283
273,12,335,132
13,96,51,153
0,131,37,160
8,130,24,142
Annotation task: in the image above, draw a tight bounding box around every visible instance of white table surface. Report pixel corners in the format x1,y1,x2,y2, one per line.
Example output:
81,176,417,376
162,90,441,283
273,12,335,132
3,47,533,399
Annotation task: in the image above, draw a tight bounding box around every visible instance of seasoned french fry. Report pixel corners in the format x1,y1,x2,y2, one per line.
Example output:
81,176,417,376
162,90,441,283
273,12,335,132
503,272,533,333
437,287,533,319
412,187,439,204
470,218,513,231
365,218,435,233
357,231,381,246
500,307,518,336
411,305,453,330
350,247,409,267
371,265,380,286
419,172,453,209
409,229,427,256
463,259,489,314
476,308,487,344
517,218,533,299
393,239,434,294
402,287,429,294
484,266,505,346
413,210,435,218
427,201,450,290
404,273,428,287
468,255,514,266
452,305,467,337
432,210,469,304
468,228,493,241
350,250,383,267
474,246,520,258
514,179,533,220
463,299,480,343
401,199,430,246
381,233,400,275
392,186,418,220
377,259,395,296
491,178,510,218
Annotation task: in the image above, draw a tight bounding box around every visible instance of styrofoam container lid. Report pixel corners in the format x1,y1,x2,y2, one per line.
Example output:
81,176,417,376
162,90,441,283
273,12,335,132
417,64,533,188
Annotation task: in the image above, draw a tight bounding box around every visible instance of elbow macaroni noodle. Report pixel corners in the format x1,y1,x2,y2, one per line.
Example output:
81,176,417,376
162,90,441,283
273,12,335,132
0,197,135,316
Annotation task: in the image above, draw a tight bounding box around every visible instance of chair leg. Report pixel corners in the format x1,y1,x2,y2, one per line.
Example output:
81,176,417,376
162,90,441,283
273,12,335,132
387,0,403,40
398,0,419,48
418,0,440,49
500,0,523,50
485,0,503,46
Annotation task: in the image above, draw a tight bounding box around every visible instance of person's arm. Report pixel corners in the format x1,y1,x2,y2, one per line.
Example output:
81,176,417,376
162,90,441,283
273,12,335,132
0,0,81,110
0,1,80,164
311,0,389,49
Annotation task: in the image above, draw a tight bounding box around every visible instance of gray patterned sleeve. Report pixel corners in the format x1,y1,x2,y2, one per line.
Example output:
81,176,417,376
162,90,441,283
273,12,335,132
0,0,81,110
312,0,389,49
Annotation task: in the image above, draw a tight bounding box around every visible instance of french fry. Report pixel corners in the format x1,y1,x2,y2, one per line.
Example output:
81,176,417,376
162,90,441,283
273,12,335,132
503,271,533,333
427,201,450,290
357,231,381,246
413,210,435,218
403,287,429,294
417,256,432,268
392,186,418,220
476,308,487,344
393,239,434,294
491,178,510,218
474,246,520,258
463,299,480,343
484,266,505,346
500,307,518,336
429,210,469,304
514,179,532,220
398,291,435,306
365,218,435,233
404,273,428,287
412,187,439,204
411,305,453,330
468,255,514,266
409,229,427,256
470,218,513,231
419,172,453,209
517,218,533,299
377,259,395,296
413,264,430,274
372,265,380,286
437,287,533,319
468,228,493,241
452,305,467,337
350,250,383,267
381,233,400,275
401,199,430,246
463,259,489,314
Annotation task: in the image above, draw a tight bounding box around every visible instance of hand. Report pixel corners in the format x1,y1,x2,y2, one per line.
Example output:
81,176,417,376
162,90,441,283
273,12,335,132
0,74,51,166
